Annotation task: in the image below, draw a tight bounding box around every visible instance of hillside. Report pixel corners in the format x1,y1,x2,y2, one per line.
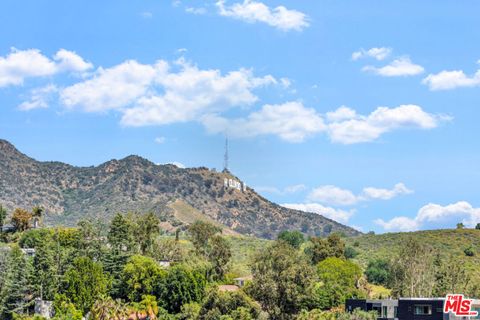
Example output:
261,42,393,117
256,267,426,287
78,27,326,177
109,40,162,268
346,228,480,281
0,139,360,239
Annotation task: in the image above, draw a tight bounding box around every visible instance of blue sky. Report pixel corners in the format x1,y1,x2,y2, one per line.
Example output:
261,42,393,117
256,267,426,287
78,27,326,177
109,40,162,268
1,0,480,233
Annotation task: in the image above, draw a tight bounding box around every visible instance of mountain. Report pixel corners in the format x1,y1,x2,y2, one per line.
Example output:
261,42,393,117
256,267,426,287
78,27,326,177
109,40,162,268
0,139,360,239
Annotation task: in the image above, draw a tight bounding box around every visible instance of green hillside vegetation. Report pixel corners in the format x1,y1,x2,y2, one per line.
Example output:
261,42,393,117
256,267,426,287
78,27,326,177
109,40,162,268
345,229,480,283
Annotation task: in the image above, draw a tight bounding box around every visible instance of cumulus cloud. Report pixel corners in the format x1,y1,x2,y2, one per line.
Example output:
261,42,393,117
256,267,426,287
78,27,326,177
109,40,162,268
375,201,480,232
282,203,355,224
154,136,166,144
307,183,413,206
255,184,306,195
362,183,413,200
201,101,326,143
308,185,358,206
121,60,276,126
18,84,57,111
362,57,424,77
60,60,166,112
185,7,207,15
422,68,480,91
352,47,392,61
326,104,447,144
0,48,92,87
216,0,309,31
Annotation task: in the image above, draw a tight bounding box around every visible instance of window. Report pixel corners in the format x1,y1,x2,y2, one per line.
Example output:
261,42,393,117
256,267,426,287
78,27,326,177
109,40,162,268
394,307,398,318
414,305,432,315
383,306,388,318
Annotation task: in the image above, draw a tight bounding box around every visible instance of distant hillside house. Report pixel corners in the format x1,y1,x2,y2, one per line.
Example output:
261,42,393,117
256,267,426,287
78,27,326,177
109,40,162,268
234,275,253,287
159,260,171,267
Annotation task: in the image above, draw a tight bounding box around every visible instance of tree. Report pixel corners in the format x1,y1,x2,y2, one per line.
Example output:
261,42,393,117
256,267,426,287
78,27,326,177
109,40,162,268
207,235,231,280
188,220,231,280
277,230,305,249
11,209,32,232
344,247,358,259
136,213,161,255
365,259,390,286
62,256,109,314
121,255,166,302
31,206,44,229
0,205,7,234
457,222,465,229
306,233,345,264
90,295,129,320
433,255,470,296
199,289,260,320
314,257,364,310
108,213,134,253
247,241,316,319
158,265,206,313
77,219,106,261
188,221,221,256
0,246,34,320
52,294,83,320
33,239,58,300
476,223,480,230
388,238,436,298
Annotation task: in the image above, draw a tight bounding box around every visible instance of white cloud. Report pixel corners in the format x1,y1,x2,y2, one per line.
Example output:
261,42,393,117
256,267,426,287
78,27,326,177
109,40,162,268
154,136,166,144
326,104,448,144
363,57,424,77
308,185,358,206
255,184,306,195
375,201,480,232
0,48,57,87
422,69,480,91
121,60,276,126
168,161,186,168
282,203,355,224
60,60,168,112
201,101,326,143
53,49,93,73
307,182,413,206
0,48,92,88
185,7,207,15
216,0,309,31
326,105,357,122
374,216,420,232
362,183,413,200
352,47,392,61
18,84,57,111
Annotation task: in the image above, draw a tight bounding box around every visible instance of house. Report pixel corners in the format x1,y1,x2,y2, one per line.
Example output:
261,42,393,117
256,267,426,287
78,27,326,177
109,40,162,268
346,299,398,319
21,248,36,257
34,299,53,319
346,298,480,320
159,260,171,267
233,275,253,287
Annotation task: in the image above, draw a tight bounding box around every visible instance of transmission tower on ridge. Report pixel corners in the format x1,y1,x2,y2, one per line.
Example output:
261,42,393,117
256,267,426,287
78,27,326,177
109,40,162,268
223,136,229,172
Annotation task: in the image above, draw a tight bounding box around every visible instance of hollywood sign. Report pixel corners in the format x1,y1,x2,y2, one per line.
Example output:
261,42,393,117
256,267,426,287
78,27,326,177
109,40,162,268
224,178,247,192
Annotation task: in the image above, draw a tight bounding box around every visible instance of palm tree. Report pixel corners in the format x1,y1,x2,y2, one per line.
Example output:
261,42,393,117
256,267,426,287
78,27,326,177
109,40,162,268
32,206,44,228
91,296,129,320
140,295,158,320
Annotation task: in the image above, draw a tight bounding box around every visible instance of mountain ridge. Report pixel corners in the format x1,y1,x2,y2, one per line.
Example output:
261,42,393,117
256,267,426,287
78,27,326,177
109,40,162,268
0,139,360,239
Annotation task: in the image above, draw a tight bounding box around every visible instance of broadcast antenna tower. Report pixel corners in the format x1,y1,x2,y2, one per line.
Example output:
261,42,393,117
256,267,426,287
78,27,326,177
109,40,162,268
223,136,229,172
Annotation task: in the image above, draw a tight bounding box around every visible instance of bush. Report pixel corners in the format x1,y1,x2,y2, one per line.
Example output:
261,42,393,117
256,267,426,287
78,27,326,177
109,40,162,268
365,259,390,286
464,246,475,257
